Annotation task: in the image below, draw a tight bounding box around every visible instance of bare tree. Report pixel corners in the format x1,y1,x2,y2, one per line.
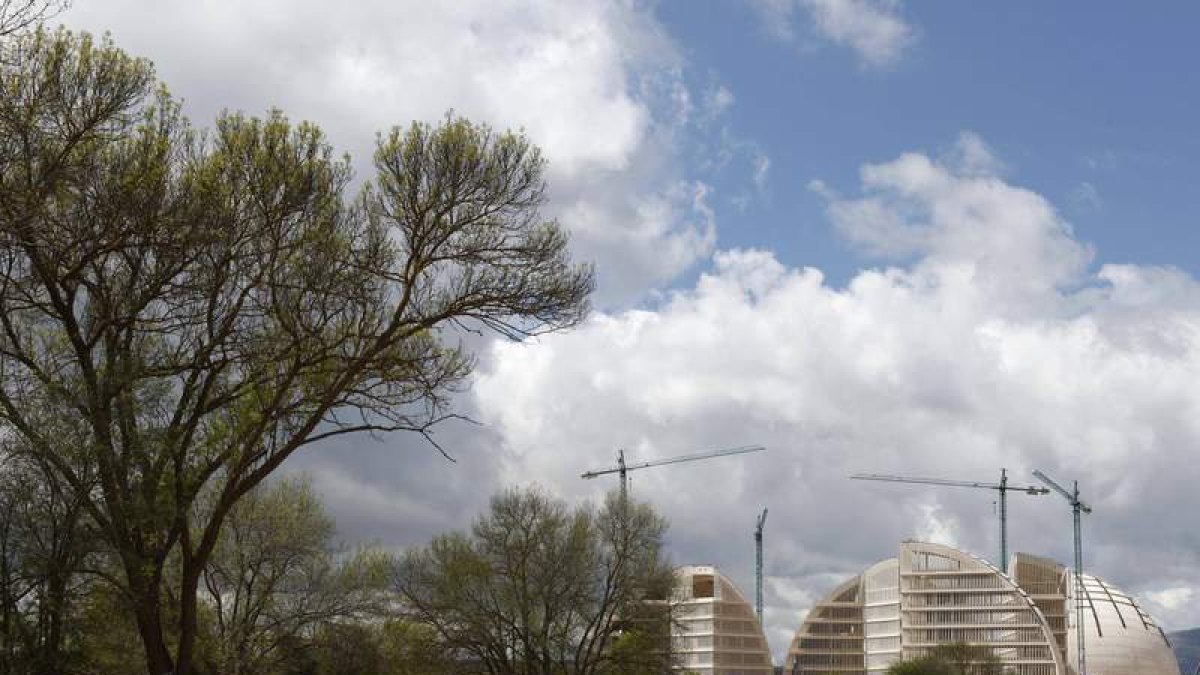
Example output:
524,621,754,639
0,0,68,39
395,488,676,675
0,29,593,675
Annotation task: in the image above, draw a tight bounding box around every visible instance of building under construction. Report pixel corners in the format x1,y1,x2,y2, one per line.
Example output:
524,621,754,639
784,541,1180,675
671,565,774,675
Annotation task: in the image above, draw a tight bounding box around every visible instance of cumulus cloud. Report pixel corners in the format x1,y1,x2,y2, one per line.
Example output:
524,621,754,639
753,153,772,194
823,132,1093,314
1070,180,1104,211
703,83,737,120
473,137,1200,659
750,0,915,66
52,4,1198,658
56,0,718,305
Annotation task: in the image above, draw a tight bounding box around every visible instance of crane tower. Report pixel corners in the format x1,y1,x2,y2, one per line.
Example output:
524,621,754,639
1033,469,1092,675
754,508,768,622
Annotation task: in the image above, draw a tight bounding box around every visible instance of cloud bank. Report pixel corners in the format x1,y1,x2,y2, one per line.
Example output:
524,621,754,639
51,2,1199,663
58,0,718,304
474,135,1200,658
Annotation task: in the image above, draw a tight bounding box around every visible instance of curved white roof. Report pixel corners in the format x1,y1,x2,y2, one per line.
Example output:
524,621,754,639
1067,573,1180,675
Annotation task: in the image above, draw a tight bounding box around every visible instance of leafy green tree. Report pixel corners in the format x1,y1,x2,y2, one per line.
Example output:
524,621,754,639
395,488,676,675
0,447,95,675
74,581,144,675
885,643,1003,675
886,658,956,675
374,619,453,675
197,476,393,675
0,28,592,675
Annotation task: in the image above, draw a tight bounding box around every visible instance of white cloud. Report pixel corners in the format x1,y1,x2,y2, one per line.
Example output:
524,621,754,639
753,153,772,194
1146,586,1194,612
1144,586,1196,629
474,137,1200,658
913,500,960,548
704,84,736,120
946,131,1005,177
750,0,915,66
822,132,1093,315
1070,180,1103,211
57,0,716,305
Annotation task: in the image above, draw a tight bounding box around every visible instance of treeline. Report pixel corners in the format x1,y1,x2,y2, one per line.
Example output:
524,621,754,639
0,454,418,674
0,457,675,675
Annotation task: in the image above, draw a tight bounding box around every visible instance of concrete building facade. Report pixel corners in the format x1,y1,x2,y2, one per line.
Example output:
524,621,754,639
672,565,773,675
784,541,1180,675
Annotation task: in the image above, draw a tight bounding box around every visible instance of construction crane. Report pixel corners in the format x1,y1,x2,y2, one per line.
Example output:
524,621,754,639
850,469,1049,574
1033,469,1092,675
581,445,765,501
754,508,768,622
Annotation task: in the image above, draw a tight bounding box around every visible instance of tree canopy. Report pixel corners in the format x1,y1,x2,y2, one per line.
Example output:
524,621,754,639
885,643,1004,675
0,27,593,675
395,488,677,675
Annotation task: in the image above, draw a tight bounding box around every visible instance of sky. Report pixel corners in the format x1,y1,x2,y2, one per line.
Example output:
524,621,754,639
55,0,1200,662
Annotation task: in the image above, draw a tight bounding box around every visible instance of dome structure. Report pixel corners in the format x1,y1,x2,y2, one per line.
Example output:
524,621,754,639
671,565,773,675
1064,572,1180,675
786,542,1066,675
784,574,864,674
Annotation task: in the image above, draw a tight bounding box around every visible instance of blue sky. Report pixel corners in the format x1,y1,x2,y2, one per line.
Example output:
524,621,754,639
663,2,1200,287
57,0,1200,660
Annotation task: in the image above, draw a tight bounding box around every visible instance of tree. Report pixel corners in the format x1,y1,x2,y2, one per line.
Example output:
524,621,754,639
885,643,1003,675
0,0,68,39
197,476,393,675
0,28,593,675
0,446,95,675
395,488,676,675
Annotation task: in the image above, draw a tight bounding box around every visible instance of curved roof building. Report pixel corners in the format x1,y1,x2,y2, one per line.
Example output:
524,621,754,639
786,542,1064,675
1069,572,1180,675
1013,552,1181,675
785,574,865,674
672,565,773,675
783,542,1180,675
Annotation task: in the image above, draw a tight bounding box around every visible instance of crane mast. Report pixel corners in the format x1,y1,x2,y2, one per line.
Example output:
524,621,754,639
850,469,1049,573
754,508,768,622
1033,469,1092,675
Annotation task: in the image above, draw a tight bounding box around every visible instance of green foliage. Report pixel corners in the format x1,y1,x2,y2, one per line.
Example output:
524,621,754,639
74,582,145,675
396,487,676,675
885,643,1004,675
886,657,957,675
0,26,592,675
0,448,96,675
196,476,395,675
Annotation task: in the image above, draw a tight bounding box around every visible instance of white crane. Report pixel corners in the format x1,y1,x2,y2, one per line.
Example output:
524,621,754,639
1033,469,1092,675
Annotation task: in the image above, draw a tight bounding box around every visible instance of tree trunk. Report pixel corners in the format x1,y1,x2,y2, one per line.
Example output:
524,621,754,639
174,562,203,675
1,529,11,675
130,565,175,675
39,569,67,675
